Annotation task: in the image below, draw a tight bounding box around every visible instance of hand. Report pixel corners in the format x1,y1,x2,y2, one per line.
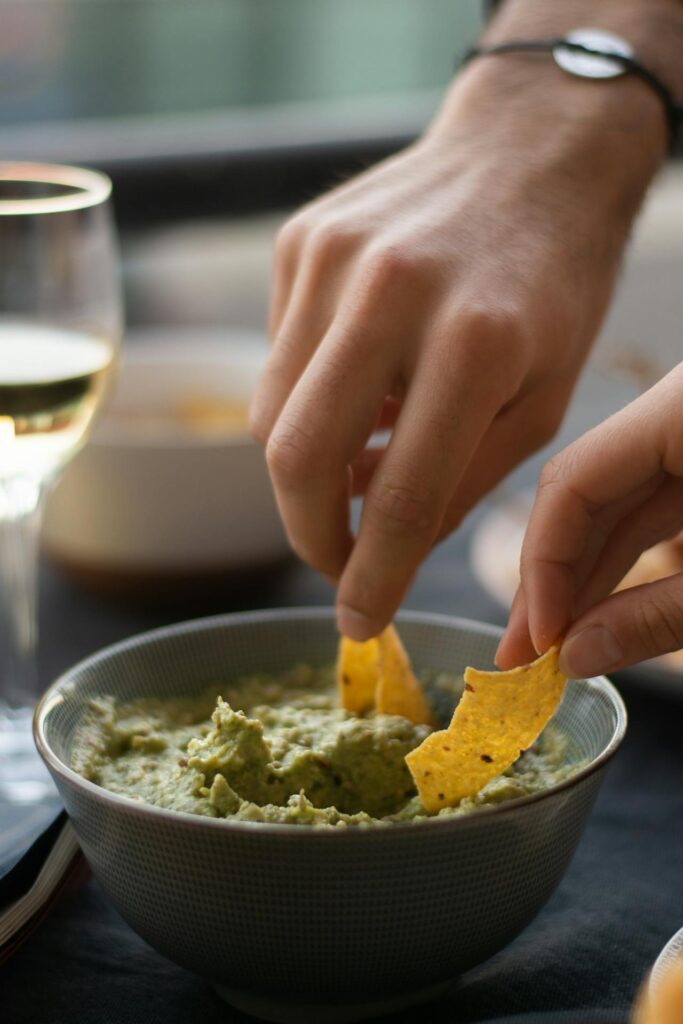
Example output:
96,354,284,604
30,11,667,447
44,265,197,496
250,38,664,642
496,363,683,677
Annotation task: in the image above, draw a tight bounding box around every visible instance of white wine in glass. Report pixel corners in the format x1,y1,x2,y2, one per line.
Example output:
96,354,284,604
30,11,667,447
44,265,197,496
0,164,121,847
0,325,114,480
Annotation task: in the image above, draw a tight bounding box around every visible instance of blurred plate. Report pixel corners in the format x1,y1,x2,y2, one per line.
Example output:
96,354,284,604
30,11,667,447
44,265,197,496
469,492,683,694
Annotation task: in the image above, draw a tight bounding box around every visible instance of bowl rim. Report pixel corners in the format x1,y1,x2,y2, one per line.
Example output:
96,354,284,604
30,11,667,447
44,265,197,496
34,607,628,840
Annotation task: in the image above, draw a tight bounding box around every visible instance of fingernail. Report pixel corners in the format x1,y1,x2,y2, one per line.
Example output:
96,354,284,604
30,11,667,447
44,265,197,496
559,625,623,678
337,604,375,641
530,629,551,657
494,634,508,668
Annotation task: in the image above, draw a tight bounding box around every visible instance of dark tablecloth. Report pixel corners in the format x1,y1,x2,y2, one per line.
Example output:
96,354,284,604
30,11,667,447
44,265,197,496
3,507,683,1024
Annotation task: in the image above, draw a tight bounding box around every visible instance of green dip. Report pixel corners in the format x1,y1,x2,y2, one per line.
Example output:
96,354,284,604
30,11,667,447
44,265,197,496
72,663,578,827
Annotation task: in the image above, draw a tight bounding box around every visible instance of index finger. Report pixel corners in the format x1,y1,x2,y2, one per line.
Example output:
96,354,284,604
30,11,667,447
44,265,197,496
337,321,518,639
265,307,397,580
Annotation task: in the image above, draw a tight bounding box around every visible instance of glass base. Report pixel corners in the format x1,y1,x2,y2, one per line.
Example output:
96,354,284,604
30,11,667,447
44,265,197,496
0,702,61,873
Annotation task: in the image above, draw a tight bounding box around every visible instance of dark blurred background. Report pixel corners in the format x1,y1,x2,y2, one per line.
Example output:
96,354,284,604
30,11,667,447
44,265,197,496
1,0,679,425
0,0,482,328
0,1,481,220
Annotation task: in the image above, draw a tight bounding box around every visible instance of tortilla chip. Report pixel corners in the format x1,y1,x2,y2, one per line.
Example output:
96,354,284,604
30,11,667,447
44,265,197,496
405,646,565,813
337,636,380,714
375,626,433,726
336,625,432,725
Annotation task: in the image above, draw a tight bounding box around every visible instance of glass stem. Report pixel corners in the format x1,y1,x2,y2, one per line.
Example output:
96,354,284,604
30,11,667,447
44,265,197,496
0,475,42,709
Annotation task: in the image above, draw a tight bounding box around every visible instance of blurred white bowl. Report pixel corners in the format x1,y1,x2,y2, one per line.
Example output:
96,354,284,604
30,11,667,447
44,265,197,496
43,328,290,594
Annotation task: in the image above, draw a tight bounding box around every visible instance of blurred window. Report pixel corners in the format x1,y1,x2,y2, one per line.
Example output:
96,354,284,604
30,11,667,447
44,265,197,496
1,0,481,126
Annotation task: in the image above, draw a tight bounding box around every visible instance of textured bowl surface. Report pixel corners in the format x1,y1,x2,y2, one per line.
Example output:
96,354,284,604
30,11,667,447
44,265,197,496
35,609,626,1013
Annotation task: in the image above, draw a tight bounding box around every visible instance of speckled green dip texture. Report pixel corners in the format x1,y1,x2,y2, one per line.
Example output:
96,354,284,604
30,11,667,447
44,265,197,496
72,664,577,826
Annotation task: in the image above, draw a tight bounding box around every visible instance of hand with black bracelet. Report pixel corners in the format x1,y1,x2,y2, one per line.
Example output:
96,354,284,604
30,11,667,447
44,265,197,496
250,0,683,643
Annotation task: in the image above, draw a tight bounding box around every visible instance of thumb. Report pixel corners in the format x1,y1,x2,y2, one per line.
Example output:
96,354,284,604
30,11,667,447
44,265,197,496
559,574,683,678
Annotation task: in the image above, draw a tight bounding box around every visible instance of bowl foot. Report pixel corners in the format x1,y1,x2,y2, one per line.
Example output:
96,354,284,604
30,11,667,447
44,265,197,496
212,979,452,1023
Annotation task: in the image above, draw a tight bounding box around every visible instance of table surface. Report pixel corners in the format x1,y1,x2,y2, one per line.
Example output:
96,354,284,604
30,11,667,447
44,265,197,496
3,497,683,1024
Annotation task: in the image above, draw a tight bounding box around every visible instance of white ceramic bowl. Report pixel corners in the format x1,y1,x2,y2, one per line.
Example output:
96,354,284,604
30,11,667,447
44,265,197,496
43,328,289,592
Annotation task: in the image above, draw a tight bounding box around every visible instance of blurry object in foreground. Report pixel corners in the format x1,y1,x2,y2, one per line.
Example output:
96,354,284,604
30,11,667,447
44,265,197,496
470,492,683,687
0,163,120,697
0,162,121,878
0,813,85,965
633,954,683,1024
43,328,291,599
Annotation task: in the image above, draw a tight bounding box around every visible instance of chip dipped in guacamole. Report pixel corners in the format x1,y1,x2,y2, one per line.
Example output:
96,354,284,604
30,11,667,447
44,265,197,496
72,662,578,827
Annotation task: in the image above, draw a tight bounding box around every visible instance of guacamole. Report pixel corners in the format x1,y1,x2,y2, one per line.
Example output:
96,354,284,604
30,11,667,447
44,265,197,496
72,663,577,826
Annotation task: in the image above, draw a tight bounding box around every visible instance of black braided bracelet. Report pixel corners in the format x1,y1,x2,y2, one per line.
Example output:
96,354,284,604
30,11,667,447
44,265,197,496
463,38,682,154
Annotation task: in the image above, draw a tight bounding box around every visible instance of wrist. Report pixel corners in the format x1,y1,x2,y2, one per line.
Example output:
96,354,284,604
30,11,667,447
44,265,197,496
470,0,682,158
426,52,665,228
423,0,683,225
484,0,683,98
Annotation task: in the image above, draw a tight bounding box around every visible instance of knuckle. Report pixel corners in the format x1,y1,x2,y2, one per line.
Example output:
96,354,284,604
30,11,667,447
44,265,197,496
305,219,361,263
274,216,308,261
363,243,419,293
418,407,459,463
535,444,601,527
265,420,317,488
538,453,566,491
635,591,683,656
458,303,525,352
369,477,436,539
270,323,303,367
446,303,529,400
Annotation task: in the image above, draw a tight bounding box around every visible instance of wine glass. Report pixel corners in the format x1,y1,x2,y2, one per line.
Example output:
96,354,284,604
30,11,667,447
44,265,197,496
0,163,122,848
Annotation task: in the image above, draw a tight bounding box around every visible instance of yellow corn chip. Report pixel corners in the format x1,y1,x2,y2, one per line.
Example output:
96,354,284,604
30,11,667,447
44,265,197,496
375,626,433,726
337,636,380,714
336,625,432,725
405,646,565,813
